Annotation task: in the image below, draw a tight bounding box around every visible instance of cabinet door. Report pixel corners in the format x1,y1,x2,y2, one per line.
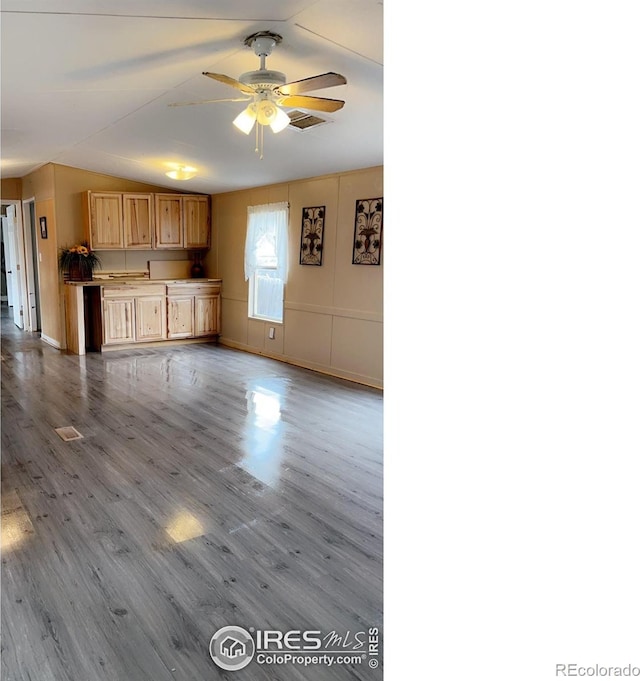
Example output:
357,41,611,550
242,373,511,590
183,195,210,249
123,194,153,248
194,294,219,336
135,295,167,341
103,298,135,344
89,193,123,249
154,195,184,248
167,296,194,338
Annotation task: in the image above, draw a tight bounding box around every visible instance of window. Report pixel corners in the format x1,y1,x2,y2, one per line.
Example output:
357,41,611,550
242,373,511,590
244,202,289,323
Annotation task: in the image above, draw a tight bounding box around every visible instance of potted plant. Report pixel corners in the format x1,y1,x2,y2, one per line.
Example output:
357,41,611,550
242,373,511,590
58,242,102,281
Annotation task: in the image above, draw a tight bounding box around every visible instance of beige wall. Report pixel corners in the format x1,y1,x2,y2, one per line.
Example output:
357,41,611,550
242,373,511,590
36,198,62,346
1,178,23,200
206,166,383,388
20,166,57,343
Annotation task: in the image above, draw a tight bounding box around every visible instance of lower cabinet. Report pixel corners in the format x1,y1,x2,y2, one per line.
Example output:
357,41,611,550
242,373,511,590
167,296,194,339
102,281,220,348
135,295,167,341
103,297,135,344
195,293,219,336
102,284,167,346
168,282,221,339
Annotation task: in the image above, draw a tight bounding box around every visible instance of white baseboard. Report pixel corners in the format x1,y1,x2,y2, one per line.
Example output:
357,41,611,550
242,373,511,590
41,334,61,349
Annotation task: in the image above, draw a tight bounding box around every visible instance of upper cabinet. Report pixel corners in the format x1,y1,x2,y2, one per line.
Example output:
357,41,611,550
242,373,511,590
154,194,184,249
123,194,153,249
183,195,210,249
154,194,211,250
85,190,210,251
87,192,124,249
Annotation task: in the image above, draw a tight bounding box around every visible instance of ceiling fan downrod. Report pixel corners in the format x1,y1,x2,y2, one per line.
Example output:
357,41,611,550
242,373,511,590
243,31,283,67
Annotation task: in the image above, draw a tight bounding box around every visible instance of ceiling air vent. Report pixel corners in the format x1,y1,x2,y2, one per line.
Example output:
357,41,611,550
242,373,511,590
287,110,328,131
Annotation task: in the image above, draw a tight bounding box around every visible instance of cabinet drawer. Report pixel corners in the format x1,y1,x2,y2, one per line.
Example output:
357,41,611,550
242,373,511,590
166,283,220,297
102,284,166,298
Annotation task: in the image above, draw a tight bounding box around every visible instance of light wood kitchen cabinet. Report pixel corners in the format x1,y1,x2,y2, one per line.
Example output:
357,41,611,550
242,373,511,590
194,292,219,336
86,192,124,249
154,194,184,249
135,295,167,341
183,195,210,249
102,284,167,346
103,297,135,344
123,194,153,248
86,191,153,250
167,282,220,339
85,191,210,251
167,296,195,338
65,279,221,355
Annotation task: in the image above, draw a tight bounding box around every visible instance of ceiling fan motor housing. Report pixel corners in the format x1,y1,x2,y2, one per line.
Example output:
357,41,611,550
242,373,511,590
239,69,287,90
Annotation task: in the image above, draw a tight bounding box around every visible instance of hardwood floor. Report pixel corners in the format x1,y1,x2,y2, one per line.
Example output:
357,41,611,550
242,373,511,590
0,306,383,680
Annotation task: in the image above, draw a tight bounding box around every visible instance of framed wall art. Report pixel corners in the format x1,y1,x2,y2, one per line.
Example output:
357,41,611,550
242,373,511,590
39,216,48,239
352,197,382,265
300,206,325,266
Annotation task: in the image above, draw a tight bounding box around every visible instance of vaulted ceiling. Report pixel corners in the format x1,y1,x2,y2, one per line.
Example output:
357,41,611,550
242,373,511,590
1,0,383,194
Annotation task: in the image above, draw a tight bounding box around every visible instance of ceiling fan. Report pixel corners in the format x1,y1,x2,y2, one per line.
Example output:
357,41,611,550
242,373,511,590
170,31,347,158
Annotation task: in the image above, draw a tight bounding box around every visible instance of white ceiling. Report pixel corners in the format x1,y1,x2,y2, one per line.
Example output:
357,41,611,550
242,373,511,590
0,0,383,194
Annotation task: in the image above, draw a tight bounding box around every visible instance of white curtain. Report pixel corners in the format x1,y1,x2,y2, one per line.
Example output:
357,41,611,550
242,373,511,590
254,271,283,320
244,201,289,282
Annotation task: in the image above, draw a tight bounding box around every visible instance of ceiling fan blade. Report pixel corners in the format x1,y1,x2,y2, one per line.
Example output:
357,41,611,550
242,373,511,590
279,95,345,113
202,72,255,94
169,97,251,107
277,72,346,96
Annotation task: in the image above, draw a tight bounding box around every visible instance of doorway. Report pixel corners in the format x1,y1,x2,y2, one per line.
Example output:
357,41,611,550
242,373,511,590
0,199,41,332
23,201,41,332
1,203,25,328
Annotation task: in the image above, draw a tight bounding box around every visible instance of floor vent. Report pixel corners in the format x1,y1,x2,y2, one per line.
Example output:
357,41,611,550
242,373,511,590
287,110,328,130
55,426,83,441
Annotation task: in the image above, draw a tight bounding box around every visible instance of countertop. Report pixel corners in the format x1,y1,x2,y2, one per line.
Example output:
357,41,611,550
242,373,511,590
65,278,222,287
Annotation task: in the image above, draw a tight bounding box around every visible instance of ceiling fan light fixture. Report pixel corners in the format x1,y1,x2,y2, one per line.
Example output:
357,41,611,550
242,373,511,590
174,31,345,159
256,99,278,126
233,105,257,134
165,165,197,180
270,105,290,133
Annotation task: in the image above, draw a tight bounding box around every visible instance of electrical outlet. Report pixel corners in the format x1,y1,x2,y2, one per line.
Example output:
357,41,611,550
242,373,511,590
268,327,275,340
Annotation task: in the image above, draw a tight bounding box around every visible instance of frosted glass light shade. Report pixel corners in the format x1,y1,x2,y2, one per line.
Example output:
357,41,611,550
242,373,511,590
233,106,257,134
256,100,278,126
165,166,197,180
270,106,290,133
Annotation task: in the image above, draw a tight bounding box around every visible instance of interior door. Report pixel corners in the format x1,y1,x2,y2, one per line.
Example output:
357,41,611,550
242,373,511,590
1,213,23,328
6,205,26,328
1,216,16,314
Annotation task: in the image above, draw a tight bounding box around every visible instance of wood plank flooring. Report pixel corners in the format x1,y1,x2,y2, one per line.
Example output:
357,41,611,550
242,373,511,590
0,306,383,681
